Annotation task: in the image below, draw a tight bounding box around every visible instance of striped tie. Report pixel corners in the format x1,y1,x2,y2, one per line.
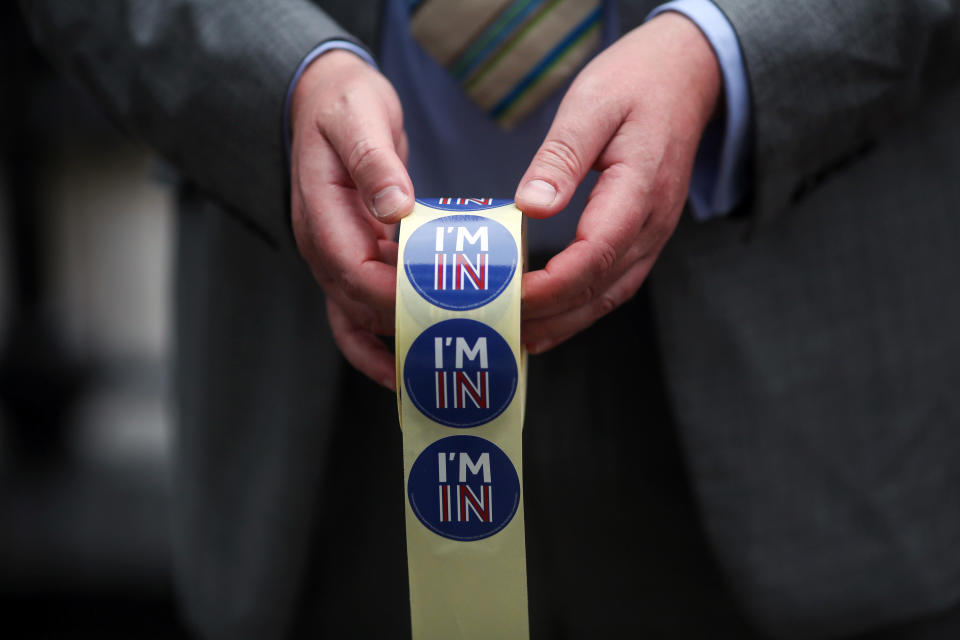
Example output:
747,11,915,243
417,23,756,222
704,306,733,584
411,0,603,129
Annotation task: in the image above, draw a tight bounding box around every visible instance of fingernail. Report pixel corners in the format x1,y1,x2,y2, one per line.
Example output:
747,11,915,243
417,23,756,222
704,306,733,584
373,186,407,219
382,377,397,392
517,179,557,208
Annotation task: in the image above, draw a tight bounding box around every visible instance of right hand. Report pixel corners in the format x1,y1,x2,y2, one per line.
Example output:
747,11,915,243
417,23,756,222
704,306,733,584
289,50,414,390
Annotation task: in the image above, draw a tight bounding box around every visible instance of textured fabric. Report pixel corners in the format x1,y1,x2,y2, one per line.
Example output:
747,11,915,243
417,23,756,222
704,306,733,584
661,6,960,632
411,0,603,128
651,85,960,639
19,0,372,249
172,187,340,639
712,0,960,222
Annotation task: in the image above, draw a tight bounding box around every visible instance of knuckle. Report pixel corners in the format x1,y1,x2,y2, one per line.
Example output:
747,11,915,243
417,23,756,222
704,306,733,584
572,71,610,103
597,293,619,316
574,286,594,308
318,85,356,122
622,242,644,265
568,74,617,120
535,138,583,180
337,269,363,301
360,310,380,335
367,310,391,336
345,138,389,181
591,238,618,275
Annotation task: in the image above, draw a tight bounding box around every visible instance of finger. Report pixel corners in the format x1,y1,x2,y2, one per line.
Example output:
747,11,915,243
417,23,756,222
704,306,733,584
515,73,622,218
324,285,395,336
327,298,397,391
522,239,647,321
313,238,400,338
323,85,415,223
377,238,399,266
523,257,652,354
522,155,656,318
298,140,398,311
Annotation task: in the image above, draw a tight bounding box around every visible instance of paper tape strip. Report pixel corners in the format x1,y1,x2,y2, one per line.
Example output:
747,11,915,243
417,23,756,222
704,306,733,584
396,198,528,639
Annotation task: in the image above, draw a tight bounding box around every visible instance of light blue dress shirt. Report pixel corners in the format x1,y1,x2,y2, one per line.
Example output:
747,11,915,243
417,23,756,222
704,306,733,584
285,0,751,250
650,0,751,220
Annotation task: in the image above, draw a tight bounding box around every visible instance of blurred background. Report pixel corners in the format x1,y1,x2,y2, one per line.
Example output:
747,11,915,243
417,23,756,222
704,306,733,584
1,6,191,637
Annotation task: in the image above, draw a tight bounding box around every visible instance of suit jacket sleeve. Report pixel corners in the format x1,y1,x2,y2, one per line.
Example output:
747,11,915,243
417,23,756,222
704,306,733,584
710,0,960,220
20,0,367,246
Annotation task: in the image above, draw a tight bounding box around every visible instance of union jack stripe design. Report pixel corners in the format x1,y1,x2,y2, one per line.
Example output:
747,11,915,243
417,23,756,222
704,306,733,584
454,253,487,290
439,484,491,523
434,253,446,290
460,484,492,522
439,484,453,522
435,371,448,409
437,197,493,206
455,370,488,409
434,371,491,410
436,371,490,410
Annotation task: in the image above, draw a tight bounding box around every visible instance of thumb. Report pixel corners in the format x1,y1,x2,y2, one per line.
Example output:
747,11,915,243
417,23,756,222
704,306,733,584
324,85,415,224
515,86,620,219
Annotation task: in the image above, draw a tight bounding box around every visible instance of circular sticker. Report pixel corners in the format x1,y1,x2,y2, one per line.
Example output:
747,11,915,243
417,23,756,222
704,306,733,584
404,319,517,428
408,435,521,541
403,214,517,311
415,197,515,212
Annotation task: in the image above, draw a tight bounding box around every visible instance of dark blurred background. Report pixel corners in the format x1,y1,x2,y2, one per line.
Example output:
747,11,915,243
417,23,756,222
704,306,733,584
1,6,191,637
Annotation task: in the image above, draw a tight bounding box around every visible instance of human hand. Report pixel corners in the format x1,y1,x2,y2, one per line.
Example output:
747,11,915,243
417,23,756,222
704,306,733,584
290,50,414,390
516,13,721,353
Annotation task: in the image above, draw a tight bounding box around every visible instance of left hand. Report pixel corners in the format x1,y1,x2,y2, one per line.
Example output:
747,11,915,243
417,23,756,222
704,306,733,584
516,12,722,353
289,50,414,389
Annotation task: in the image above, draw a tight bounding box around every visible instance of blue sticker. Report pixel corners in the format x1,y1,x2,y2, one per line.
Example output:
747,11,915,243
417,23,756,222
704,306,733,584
408,435,520,541
416,197,514,212
404,319,517,428
404,214,517,311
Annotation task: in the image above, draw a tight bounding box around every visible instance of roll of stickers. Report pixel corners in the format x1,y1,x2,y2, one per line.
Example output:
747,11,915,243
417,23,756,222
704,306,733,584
395,198,528,639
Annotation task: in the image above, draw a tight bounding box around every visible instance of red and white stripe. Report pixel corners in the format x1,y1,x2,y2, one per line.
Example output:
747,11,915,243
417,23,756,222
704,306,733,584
459,484,492,522
435,371,448,409
455,253,487,290
438,484,452,522
434,253,446,290
454,370,488,409
436,197,492,206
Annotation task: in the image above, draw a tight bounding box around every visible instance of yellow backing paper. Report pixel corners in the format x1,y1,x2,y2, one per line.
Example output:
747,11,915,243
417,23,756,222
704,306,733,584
396,199,528,639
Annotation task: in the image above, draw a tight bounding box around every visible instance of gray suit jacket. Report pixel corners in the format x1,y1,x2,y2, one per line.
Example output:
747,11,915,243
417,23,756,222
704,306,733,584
23,1,960,638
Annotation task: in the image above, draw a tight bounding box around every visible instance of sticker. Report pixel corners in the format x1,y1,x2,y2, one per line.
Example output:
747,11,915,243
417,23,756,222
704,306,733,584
404,319,518,428
397,201,529,637
407,435,521,542
415,197,515,211
403,214,518,311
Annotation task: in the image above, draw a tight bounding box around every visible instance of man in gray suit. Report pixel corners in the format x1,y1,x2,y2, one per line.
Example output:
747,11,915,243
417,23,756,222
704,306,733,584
23,1,960,638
